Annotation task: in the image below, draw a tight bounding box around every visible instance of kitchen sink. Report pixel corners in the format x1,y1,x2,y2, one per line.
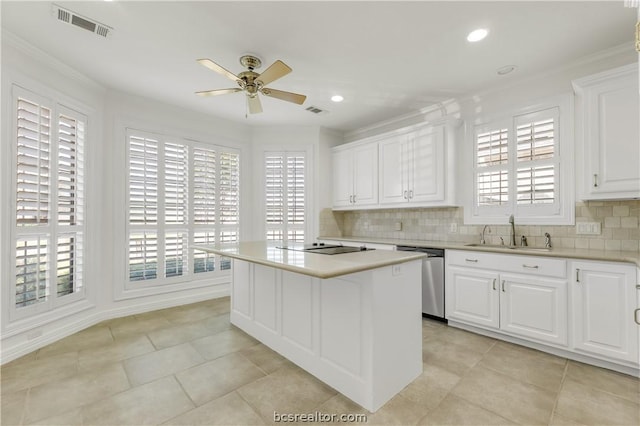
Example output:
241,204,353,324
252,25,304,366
464,243,551,252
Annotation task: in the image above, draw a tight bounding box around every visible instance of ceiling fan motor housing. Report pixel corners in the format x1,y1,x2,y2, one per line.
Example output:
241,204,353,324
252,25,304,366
239,55,262,71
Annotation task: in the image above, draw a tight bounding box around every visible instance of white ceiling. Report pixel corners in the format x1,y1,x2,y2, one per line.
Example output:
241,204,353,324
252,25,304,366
1,1,636,132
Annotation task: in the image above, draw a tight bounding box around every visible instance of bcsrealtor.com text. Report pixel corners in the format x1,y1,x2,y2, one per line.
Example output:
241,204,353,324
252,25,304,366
274,411,368,423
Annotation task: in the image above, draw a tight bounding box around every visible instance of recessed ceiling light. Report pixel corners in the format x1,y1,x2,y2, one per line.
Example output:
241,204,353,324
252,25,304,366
467,28,488,42
331,95,344,103
497,65,517,75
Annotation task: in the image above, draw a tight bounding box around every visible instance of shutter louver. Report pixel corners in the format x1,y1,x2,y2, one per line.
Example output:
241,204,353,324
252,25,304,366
57,114,84,226
194,232,216,273
515,115,557,205
129,136,158,224
476,128,509,207
265,155,284,228
57,233,82,297
219,151,239,225
16,98,50,226
193,148,216,224
264,152,305,242
165,143,188,224
15,236,48,308
287,156,305,226
129,232,158,281
477,128,508,167
165,232,186,277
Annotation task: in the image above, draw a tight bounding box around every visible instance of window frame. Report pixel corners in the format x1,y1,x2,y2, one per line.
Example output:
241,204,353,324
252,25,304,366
124,128,240,290
465,95,574,226
9,85,88,321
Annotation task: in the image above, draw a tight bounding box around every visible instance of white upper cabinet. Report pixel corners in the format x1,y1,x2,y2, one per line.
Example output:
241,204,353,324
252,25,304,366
379,125,446,206
332,142,378,209
573,64,640,200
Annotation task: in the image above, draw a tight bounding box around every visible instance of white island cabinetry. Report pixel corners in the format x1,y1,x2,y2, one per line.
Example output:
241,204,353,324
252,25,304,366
196,242,424,412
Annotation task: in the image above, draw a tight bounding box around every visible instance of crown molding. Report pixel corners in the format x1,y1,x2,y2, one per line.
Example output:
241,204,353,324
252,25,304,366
2,29,105,92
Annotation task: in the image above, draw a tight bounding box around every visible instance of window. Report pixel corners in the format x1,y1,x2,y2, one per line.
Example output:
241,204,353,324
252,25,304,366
12,87,86,317
468,103,572,225
126,130,239,285
265,152,306,242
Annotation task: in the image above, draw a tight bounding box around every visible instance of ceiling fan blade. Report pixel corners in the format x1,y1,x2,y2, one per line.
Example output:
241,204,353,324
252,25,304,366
195,88,242,97
197,58,239,82
256,60,292,86
248,95,263,114
261,88,306,105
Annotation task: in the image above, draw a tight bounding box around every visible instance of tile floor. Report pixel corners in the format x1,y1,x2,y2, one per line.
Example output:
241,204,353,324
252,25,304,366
1,297,639,425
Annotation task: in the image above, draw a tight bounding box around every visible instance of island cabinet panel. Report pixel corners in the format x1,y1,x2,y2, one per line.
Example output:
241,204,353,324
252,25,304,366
232,259,251,318
281,272,314,351
253,264,278,332
320,278,362,376
228,258,423,412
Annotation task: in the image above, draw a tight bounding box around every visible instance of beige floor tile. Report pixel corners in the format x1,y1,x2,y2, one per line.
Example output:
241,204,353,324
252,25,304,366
1,389,27,426
478,341,567,392
36,325,113,358
23,362,130,424
430,326,497,354
3,351,38,367
451,366,556,424
549,413,586,425
399,363,461,409
565,361,640,403
176,352,266,406
422,319,447,340
495,340,567,366
1,351,78,394
162,299,230,325
27,408,83,426
80,376,195,425
418,394,516,425
78,334,156,371
366,394,431,425
147,314,230,349
422,338,485,375
555,378,640,425
239,343,290,375
163,391,265,425
190,328,259,361
123,342,205,386
314,393,368,417
108,315,173,340
238,365,337,422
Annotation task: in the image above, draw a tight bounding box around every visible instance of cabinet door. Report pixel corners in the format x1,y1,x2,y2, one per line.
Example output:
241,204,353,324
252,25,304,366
410,126,444,202
353,143,378,206
572,261,638,363
446,266,499,329
583,67,640,198
332,149,353,207
379,136,408,204
500,273,567,346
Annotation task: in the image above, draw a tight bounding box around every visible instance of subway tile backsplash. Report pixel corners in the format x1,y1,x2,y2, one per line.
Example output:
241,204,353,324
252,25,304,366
319,200,640,252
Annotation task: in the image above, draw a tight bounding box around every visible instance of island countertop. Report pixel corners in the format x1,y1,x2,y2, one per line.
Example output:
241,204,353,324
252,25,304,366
193,241,426,279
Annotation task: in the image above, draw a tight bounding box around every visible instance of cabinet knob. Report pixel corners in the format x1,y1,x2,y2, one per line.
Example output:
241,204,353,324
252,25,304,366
403,190,408,200
409,190,414,199
593,174,598,188
576,268,580,283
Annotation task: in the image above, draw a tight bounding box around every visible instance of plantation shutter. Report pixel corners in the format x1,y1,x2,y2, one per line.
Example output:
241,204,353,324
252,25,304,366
264,152,305,242
475,127,509,208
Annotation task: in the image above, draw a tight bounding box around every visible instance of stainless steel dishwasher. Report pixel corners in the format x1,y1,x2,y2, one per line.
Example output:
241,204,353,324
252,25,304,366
396,246,445,321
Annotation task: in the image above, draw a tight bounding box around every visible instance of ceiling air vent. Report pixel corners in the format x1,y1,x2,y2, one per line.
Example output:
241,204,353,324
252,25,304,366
52,4,113,38
305,106,329,115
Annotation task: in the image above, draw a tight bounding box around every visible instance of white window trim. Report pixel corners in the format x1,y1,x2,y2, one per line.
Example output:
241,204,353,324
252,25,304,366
9,85,89,322
123,128,241,291
465,94,575,226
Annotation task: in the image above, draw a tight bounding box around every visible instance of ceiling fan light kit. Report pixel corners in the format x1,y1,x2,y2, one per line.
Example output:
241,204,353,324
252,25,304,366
196,55,307,114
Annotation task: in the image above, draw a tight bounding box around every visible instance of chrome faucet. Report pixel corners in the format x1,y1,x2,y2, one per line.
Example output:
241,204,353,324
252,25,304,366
508,215,516,247
544,233,552,248
480,225,491,244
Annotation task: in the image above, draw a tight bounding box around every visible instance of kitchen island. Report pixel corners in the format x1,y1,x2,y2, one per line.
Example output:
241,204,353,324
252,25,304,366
194,241,425,412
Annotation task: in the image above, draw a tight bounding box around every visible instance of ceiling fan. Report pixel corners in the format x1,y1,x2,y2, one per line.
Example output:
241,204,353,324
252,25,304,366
195,55,307,114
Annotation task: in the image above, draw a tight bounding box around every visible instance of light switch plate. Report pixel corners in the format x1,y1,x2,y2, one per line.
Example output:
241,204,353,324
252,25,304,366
392,264,402,276
576,222,601,235
449,223,458,233
394,222,402,231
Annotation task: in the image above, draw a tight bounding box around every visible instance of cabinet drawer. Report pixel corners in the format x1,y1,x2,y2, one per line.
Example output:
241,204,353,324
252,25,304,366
447,250,566,278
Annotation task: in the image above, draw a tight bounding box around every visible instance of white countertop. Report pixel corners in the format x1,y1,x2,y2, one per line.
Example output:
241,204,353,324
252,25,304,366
319,236,640,266
193,241,426,279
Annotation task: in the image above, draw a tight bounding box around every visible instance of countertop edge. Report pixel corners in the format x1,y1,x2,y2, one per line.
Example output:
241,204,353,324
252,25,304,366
318,236,640,267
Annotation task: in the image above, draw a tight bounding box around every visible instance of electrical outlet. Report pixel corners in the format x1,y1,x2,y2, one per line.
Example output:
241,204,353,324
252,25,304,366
449,223,458,233
394,222,402,231
392,264,402,276
576,222,601,235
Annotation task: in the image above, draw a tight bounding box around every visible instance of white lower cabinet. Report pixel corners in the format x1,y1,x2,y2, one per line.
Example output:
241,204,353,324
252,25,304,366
571,261,638,364
446,251,567,346
446,250,640,372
